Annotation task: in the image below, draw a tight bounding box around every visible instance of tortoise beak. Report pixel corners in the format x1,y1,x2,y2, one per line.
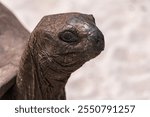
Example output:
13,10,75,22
88,27,105,52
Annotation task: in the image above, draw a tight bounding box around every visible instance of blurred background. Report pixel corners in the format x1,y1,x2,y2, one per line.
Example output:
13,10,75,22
1,0,150,99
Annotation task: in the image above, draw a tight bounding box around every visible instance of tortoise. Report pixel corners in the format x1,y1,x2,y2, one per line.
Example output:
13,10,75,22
0,3,105,99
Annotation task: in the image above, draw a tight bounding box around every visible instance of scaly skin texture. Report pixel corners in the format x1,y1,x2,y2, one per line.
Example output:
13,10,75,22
15,13,104,99
1,11,104,99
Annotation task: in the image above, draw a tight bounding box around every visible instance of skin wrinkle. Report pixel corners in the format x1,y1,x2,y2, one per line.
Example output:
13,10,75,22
32,38,54,99
1,12,104,99
27,34,67,99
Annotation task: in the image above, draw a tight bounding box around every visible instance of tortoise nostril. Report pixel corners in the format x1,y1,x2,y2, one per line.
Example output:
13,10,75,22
88,29,105,51
92,34,100,44
95,38,100,43
89,30,103,44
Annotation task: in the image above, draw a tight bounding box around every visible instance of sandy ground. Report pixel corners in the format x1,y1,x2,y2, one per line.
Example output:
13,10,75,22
1,0,150,99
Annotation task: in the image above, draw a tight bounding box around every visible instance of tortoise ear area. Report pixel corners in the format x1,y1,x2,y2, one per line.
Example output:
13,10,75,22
43,31,53,40
29,30,54,47
88,14,96,24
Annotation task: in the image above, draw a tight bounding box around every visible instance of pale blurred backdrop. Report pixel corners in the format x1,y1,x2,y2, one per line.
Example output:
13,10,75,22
1,0,150,99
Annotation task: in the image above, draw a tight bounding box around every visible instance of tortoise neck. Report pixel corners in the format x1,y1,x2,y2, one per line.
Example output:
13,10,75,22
16,44,71,99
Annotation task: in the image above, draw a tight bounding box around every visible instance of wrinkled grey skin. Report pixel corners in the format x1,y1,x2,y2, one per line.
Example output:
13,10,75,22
0,3,104,99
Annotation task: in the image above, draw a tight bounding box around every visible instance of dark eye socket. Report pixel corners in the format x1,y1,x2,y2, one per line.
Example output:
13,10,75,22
59,30,78,43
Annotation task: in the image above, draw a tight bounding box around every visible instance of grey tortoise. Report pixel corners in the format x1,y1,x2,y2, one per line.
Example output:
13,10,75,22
0,3,105,100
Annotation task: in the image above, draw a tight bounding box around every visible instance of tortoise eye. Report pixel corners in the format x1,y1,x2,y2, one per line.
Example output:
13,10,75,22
59,30,78,43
